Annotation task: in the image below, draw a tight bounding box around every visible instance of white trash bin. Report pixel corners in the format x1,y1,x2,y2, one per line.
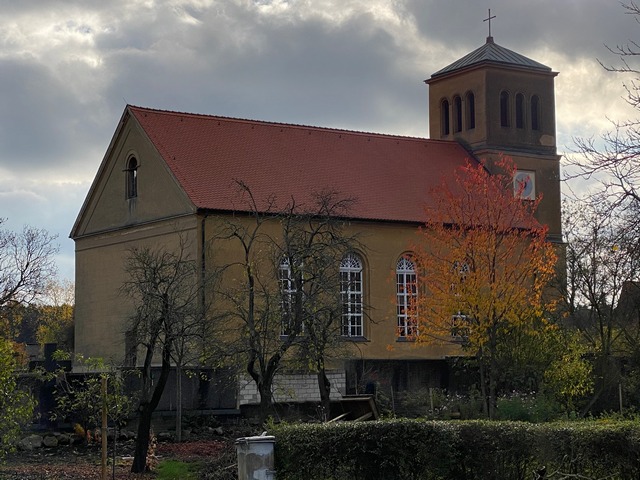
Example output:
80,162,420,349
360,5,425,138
235,435,276,480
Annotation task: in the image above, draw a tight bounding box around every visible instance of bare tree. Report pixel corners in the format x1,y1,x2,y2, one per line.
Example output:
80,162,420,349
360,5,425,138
561,199,640,414
0,220,58,337
211,181,359,422
569,2,640,225
121,237,220,473
565,1,640,414
278,191,357,419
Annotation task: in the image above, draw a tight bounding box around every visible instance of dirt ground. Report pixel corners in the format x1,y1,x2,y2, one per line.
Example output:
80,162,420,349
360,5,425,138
0,438,237,480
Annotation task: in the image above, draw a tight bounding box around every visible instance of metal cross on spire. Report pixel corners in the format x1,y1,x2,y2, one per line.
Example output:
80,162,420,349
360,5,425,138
483,8,496,39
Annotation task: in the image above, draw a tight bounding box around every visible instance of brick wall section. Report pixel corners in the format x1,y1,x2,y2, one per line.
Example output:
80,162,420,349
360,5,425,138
238,371,346,405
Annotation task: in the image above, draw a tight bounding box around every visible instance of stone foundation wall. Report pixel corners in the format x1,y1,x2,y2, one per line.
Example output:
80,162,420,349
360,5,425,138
238,371,346,405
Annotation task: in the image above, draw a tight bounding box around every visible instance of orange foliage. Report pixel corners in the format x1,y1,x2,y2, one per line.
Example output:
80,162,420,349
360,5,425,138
410,156,557,349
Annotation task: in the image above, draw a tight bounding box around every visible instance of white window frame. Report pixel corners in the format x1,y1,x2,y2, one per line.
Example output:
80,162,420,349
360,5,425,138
340,252,363,337
279,257,296,336
450,312,469,342
396,256,417,338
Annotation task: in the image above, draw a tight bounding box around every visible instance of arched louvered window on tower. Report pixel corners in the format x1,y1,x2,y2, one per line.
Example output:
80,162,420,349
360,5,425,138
465,91,475,130
531,95,540,131
500,91,510,127
340,252,364,337
441,99,450,136
126,157,138,199
516,93,525,129
453,95,462,133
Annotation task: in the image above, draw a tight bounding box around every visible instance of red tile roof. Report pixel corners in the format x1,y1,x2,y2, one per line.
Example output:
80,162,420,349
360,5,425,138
128,105,477,224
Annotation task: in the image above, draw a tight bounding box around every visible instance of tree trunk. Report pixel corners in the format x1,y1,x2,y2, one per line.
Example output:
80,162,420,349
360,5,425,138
257,378,274,424
131,343,172,473
132,401,153,473
488,356,497,420
317,363,331,421
176,364,182,442
478,348,489,418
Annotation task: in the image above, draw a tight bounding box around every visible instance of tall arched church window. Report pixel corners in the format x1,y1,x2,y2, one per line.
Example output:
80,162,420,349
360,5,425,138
279,257,296,336
396,256,417,338
441,99,450,136
126,157,138,199
531,95,540,131
340,252,363,337
453,95,462,133
465,91,475,130
515,93,525,129
500,91,510,127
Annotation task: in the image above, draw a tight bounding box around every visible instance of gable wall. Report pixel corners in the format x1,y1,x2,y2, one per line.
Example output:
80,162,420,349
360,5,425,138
74,117,195,238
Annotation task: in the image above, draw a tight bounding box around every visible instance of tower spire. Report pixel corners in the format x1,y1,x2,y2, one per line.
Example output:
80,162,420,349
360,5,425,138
483,8,496,42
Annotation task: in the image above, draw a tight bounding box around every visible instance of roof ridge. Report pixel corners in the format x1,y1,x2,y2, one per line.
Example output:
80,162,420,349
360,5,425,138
127,104,442,143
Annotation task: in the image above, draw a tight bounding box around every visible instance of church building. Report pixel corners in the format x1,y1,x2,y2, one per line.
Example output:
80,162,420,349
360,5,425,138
71,34,561,411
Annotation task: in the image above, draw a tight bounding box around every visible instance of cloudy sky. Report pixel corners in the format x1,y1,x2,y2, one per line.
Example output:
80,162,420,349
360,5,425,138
1,0,638,282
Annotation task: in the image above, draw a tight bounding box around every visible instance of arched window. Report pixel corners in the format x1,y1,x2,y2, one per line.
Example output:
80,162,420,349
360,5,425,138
500,91,510,127
465,91,475,130
441,99,450,136
279,257,296,336
340,252,363,337
531,95,540,131
396,256,417,338
451,260,470,294
126,157,138,199
515,93,525,129
453,95,462,133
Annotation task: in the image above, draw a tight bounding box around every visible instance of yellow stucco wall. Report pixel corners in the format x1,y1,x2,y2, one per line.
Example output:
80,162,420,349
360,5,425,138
201,213,462,364
74,217,199,362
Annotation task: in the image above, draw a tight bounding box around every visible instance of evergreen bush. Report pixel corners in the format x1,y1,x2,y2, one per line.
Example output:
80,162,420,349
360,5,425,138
272,419,640,480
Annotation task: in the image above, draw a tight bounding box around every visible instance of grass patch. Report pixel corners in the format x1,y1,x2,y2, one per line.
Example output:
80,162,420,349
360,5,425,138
156,459,201,480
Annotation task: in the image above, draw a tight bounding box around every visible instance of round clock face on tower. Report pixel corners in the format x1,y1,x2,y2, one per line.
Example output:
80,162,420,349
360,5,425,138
514,170,535,200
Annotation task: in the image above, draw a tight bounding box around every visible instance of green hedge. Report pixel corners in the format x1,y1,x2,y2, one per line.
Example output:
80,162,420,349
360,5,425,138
271,419,640,480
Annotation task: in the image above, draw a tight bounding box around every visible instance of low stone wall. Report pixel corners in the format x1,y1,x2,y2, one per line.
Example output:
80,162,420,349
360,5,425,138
238,371,346,405
17,432,81,450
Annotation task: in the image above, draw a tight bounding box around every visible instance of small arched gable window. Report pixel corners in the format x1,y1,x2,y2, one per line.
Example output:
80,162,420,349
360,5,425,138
500,91,510,127
515,93,525,129
340,252,364,337
453,95,463,133
396,256,417,338
531,95,540,131
465,91,475,130
441,99,450,136
126,157,138,199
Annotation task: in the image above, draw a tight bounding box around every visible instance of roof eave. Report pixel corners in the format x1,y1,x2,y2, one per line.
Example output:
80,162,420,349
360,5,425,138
426,61,558,85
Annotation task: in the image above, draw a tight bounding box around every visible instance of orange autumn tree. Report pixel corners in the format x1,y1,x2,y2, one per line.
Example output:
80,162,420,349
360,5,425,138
411,156,557,418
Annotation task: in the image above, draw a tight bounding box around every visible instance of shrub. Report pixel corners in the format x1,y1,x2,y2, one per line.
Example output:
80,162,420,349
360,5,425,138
495,392,564,422
395,388,485,420
271,419,640,480
0,339,35,458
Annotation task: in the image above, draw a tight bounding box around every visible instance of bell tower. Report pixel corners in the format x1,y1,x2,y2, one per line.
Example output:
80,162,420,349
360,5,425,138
426,35,562,242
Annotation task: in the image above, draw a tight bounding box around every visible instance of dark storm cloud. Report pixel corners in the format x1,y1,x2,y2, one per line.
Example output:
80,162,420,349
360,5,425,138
0,0,638,281
99,3,426,135
410,1,638,65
